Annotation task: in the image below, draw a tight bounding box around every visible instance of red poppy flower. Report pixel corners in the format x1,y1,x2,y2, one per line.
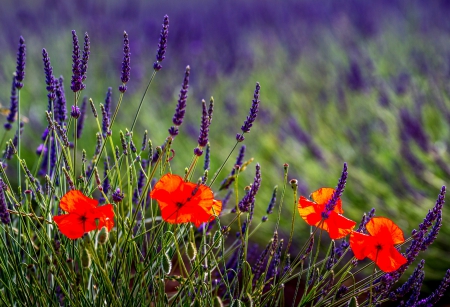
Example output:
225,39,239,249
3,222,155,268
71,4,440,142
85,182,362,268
298,187,356,239
350,217,407,272
150,174,222,227
53,190,114,240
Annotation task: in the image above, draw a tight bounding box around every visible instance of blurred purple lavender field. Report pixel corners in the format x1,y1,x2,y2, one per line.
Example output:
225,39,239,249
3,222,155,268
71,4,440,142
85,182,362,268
2,0,450,304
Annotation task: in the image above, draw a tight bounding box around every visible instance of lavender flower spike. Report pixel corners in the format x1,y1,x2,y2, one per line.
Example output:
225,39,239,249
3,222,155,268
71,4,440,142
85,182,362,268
194,99,212,156
42,48,56,100
119,31,131,93
169,66,190,137
15,36,26,89
153,15,169,71
238,163,261,212
55,76,67,124
236,82,260,142
70,30,83,92
4,76,18,130
416,269,450,306
80,32,90,86
323,162,348,218
0,179,11,224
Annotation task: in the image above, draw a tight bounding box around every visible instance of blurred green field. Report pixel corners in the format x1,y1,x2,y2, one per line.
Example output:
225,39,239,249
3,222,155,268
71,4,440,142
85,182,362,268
2,0,450,299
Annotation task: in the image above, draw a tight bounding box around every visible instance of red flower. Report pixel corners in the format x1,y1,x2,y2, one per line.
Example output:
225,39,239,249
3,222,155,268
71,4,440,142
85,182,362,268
350,217,407,272
298,187,356,239
53,190,114,240
150,174,222,227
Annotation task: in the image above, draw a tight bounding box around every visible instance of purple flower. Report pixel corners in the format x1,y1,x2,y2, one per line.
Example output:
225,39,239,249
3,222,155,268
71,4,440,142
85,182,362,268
416,269,450,306
153,15,169,71
237,82,260,142
102,88,112,136
266,186,278,214
4,76,18,130
55,76,67,124
77,97,88,138
42,48,56,100
0,179,11,224
391,259,425,301
71,105,80,119
70,30,83,92
15,36,26,89
80,32,90,84
203,143,211,173
238,163,261,212
322,162,348,218
219,145,246,191
195,99,212,155
120,31,131,92
169,66,190,137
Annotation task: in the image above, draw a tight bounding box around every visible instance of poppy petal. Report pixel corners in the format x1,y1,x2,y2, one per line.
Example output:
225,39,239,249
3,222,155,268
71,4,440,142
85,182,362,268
310,188,343,214
151,174,222,227
298,196,322,226
350,231,376,260
53,213,86,239
85,204,115,232
366,217,405,245
324,212,356,240
375,245,407,272
60,190,98,213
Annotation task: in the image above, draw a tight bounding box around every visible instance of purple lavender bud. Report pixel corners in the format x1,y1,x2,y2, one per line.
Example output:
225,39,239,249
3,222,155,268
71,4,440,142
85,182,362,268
266,186,278,214
104,87,112,119
203,143,211,172
55,76,67,124
404,271,424,306
133,161,147,204
80,32,90,84
153,15,169,71
335,285,348,300
419,186,445,232
238,164,261,213
77,97,88,138
0,179,11,224
4,76,18,130
421,212,442,251
325,241,336,270
271,239,284,278
42,48,56,100
94,133,102,156
346,59,364,91
252,240,271,284
334,240,349,258
195,100,212,155
120,31,131,92
70,30,83,92
237,82,260,142
112,188,125,203
50,137,57,175
169,66,190,136
101,103,111,137
71,105,80,119
416,269,450,306
324,162,348,213
301,237,314,262
141,130,148,152
391,259,425,300
15,36,26,89
219,145,246,190
102,159,110,195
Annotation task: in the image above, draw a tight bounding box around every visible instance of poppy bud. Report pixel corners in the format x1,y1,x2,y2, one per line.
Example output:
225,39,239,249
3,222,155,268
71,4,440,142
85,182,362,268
83,233,92,246
97,226,109,244
212,230,222,249
161,252,172,274
187,242,197,261
81,248,91,268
